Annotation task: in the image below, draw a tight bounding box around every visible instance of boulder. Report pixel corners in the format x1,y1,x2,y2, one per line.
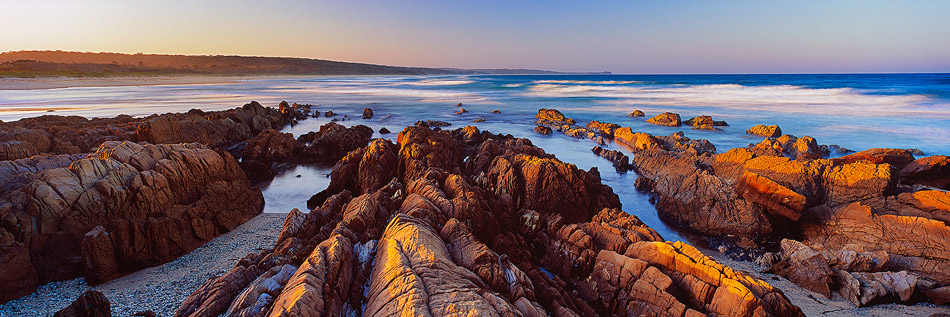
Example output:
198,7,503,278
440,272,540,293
362,108,374,119
591,146,634,172
746,124,782,138
296,122,373,164
536,108,575,124
53,290,111,317
241,129,299,182
627,110,645,117
901,155,950,189
684,115,716,130
766,239,834,298
646,112,682,127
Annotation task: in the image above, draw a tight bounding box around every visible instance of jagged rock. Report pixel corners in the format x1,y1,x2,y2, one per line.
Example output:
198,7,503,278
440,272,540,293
378,127,390,134
173,126,801,316
241,129,299,182
835,270,917,306
646,112,681,127
586,121,620,137
80,226,119,284
832,148,916,169
767,239,834,298
0,141,262,303
362,108,374,119
804,203,950,262
627,110,645,117
614,128,663,151
296,122,373,164
901,155,950,189
684,115,717,130
591,146,634,172
746,124,782,138
54,290,111,317
736,171,805,221
536,108,575,125
414,120,451,127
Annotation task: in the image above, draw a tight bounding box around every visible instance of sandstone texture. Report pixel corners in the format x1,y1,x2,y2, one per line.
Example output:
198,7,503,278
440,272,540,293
173,125,801,317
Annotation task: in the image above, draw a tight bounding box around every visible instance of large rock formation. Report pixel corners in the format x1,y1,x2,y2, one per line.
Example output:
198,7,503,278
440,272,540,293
623,126,950,307
174,126,802,317
0,101,295,164
0,141,263,304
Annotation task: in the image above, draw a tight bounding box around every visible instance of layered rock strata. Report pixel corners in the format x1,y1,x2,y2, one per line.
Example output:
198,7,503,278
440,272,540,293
175,125,802,317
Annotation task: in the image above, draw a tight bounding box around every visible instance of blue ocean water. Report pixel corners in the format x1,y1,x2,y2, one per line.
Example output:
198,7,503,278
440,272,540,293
2,74,948,242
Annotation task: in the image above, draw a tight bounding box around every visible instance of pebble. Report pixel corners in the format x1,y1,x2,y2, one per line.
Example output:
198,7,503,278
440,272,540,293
0,213,285,317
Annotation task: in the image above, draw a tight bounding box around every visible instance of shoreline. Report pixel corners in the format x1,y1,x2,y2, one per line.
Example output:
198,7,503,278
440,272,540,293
0,74,327,90
0,212,286,317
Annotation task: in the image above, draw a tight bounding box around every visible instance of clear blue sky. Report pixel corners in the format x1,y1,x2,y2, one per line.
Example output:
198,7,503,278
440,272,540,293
2,0,948,73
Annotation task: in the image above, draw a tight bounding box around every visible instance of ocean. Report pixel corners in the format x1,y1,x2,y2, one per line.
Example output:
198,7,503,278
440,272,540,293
2,73,948,242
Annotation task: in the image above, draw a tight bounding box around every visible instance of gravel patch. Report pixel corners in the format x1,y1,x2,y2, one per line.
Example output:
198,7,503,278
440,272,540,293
0,213,286,317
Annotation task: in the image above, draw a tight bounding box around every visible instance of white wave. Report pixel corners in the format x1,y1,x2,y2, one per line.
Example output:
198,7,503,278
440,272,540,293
265,85,487,103
531,79,644,85
403,78,476,86
501,83,524,88
521,83,950,116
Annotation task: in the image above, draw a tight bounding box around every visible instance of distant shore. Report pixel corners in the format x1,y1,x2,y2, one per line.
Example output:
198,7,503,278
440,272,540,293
0,75,316,90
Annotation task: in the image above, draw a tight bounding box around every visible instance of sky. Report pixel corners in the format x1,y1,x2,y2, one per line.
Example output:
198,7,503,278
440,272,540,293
2,0,949,74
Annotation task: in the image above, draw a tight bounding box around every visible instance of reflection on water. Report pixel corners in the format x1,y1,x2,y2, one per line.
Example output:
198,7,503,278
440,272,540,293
259,164,333,214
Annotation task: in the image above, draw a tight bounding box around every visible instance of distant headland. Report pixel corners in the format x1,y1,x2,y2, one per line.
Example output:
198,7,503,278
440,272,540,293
0,50,610,78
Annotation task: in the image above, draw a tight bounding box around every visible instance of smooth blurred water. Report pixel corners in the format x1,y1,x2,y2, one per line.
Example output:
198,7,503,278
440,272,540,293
3,74,948,242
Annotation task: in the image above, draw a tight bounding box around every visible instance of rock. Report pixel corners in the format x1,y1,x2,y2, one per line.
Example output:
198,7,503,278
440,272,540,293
901,155,950,189
378,127,390,134
473,118,486,123
414,120,451,128
533,126,552,135
53,290,111,317
172,125,801,317
456,108,469,114
746,124,782,138
491,110,501,113
80,226,119,285
803,203,950,263
456,103,463,107
0,141,263,303
736,171,804,221
241,129,299,182
591,146,634,172
324,110,336,117
133,310,157,317
586,121,620,137
626,110,645,118
614,128,663,151
362,108,374,119
536,108,575,124
767,239,834,298
646,112,682,127
296,122,373,164
684,115,716,130
835,270,917,306
907,148,925,156
832,148,916,169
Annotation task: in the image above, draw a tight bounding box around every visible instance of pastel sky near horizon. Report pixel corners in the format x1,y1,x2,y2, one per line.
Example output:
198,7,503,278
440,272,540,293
2,0,948,74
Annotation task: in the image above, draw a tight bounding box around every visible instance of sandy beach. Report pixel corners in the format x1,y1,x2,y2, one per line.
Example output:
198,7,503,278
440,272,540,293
0,212,286,317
